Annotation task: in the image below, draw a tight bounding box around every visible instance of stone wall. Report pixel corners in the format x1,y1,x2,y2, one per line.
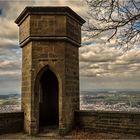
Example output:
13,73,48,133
76,110,140,135
16,7,84,135
19,15,30,43
30,40,80,134
30,15,67,37
31,40,66,134
0,112,24,134
22,42,33,134
0,110,140,136
65,42,79,131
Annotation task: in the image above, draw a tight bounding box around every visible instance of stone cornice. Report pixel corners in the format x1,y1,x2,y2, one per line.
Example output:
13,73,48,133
19,36,81,48
15,6,85,26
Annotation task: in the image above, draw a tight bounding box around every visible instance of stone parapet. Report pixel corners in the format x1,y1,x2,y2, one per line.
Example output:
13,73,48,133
75,110,140,135
0,112,24,134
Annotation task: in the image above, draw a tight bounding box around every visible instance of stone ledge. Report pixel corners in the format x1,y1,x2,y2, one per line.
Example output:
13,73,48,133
15,6,85,26
0,112,24,134
19,36,81,48
0,111,23,116
76,110,140,115
75,110,140,136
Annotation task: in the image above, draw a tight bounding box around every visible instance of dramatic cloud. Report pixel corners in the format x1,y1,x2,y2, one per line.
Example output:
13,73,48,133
0,19,18,39
0,60,21,70
0,0,140,94
79,38,140,90
0,0,87,94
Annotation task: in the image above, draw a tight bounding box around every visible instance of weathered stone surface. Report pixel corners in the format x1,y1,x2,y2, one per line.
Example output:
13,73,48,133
19,16,30,43
15,7,85,47
75,110,140,135
0,112,24,134
30,15,67,37
15,7,85,135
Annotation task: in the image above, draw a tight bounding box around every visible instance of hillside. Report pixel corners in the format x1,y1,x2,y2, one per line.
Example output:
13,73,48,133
0,94,21,112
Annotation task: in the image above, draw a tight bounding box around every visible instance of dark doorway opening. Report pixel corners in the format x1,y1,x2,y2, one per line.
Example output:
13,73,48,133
39,69,59,128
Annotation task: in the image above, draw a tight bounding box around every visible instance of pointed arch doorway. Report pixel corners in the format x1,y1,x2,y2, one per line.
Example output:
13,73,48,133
39,69,59,128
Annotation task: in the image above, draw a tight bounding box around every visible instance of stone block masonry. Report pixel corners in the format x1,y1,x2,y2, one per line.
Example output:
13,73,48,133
0,110,139,136
15,7,85,135
0,112,24,134
75,110,140,135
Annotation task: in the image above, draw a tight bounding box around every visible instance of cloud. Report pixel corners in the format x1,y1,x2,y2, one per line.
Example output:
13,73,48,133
0,1,10,17
0,0,140,93
0,60,21,71
0,0,87,94
0,71,20,80
79,36,140,83
0,38,18,48
34,0,88,17
0,19,18,39
80,47,119,62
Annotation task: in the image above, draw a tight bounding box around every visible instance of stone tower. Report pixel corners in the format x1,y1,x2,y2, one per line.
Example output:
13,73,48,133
15,7,85,135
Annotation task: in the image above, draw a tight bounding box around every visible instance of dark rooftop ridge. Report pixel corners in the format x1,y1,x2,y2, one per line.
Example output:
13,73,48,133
15,6,85,25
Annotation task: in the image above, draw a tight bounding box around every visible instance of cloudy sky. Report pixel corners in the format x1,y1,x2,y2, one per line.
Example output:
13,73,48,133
0,0,140,94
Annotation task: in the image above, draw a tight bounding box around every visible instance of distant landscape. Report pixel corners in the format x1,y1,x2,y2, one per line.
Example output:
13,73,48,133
0,90,140,112
0,94,21,112
80,90,140,112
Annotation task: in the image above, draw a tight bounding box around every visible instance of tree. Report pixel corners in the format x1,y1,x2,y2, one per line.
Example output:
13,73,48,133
85,0,140,49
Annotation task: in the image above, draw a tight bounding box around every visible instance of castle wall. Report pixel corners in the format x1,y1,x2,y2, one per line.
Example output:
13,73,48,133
0,110,140,135
76,110,140,135
0,112,23,134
